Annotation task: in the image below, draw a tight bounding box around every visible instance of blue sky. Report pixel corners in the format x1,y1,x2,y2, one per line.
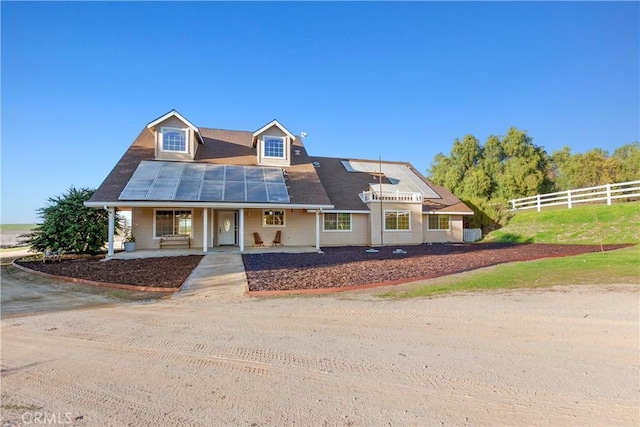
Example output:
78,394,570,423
2,1,638,224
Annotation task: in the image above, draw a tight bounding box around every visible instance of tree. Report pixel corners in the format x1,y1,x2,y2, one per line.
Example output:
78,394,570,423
552,146,627,190
613,142,640,182
19,187,117,254
428,127,552,230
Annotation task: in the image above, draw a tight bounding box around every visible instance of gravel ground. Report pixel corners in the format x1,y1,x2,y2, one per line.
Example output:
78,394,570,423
242,243,631,291
14,243,630,291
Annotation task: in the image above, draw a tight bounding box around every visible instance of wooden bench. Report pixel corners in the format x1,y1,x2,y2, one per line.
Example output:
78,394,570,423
160,234,191,249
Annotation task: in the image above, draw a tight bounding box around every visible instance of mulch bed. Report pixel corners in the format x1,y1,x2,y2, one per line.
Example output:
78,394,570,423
15,255,204,289
13,243,632,292
242,243,633,292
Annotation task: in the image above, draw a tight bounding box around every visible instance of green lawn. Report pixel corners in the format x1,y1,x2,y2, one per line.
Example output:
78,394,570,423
379,202,640,299
379,246,639,299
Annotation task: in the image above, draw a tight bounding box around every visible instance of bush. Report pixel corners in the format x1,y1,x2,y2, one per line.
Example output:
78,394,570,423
19,187,120,254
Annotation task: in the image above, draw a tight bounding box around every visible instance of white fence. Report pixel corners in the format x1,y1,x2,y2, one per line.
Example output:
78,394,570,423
463,228,482,242
510,180,640,212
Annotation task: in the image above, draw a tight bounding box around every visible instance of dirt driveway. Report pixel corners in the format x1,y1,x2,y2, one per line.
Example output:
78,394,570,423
1,260,638,426
0,254,161,318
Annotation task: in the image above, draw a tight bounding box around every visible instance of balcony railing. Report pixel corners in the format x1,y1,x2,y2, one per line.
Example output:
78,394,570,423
360,190,424,203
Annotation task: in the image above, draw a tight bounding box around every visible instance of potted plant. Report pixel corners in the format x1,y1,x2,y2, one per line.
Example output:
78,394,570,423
123,232,136,252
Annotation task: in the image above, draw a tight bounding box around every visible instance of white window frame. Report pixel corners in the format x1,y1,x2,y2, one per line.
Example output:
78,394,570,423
323,212,352,232
262,135,286,159
160,127,188,153
153,209,193,238
262,210,286,227
427,214,451,231
384,210,411,231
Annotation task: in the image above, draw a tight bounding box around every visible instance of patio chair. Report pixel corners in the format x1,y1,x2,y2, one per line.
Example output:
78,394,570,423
253,232,264,247
272,230,283,247
43,248,63,263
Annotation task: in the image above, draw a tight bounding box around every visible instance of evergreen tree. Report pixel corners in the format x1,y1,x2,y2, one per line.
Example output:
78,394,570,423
19,187,118,254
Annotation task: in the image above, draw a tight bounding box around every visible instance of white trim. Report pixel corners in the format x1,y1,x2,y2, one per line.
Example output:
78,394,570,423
253,119,295,140
153,208,193,239
262,135,286,159
203,208,208,252
160,127,189,153
147,110,203,144
239,208,245,252
88,201,334,210
322,212,352,232
383,210,411,231
426,214,451,231
315,210,320,251
262,209,286,228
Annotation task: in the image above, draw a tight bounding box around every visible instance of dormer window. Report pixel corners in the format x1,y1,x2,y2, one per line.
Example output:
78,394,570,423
161,127,187,153
263,136,285,159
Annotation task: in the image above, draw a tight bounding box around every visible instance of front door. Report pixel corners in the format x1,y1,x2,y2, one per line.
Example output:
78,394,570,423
218,211,236,245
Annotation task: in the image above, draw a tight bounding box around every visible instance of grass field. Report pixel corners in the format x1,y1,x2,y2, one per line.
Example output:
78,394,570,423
380,202,640,298
0,224,36,231
485,202,640,244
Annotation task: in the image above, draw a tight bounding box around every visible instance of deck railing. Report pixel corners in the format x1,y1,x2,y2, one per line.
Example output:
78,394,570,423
509,180,640,212
360,190,424,203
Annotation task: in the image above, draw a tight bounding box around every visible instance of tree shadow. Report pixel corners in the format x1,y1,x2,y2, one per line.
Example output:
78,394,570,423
490,233,534,244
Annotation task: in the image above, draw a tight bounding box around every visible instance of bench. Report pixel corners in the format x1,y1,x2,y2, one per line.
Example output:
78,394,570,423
160,234,191,249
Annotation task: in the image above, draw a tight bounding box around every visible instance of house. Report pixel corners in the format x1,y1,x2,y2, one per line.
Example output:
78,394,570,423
86,110,473,255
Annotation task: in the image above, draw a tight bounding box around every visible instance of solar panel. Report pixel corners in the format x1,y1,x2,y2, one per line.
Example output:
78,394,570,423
119,161,290,203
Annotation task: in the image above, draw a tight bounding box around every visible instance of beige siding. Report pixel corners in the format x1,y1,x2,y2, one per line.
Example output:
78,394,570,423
131,207,204,249
368,202,423,246
128,206,467,250
423,214,465,243
320,213,369,246
242,208,315,247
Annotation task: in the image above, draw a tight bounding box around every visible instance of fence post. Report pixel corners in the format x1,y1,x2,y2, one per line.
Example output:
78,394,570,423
606,184,612,205
536,194,541,212
567,190,572,209
511,199,516,211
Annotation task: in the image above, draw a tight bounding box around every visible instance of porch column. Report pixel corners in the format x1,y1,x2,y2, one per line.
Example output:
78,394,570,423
203,208,208,253
315,210,321,251
107,206,115,257
239,208,245,253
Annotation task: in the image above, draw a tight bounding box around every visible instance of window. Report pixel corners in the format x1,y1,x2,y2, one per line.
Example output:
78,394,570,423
161,127,187,152
155,210,192,237
263,136,285,159
384,210,410,231
263,210,285,227
428,214,450,230
323,213,352,231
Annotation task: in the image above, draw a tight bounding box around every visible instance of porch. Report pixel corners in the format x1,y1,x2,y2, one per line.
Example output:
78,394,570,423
106,245,320,260
105,206,327,257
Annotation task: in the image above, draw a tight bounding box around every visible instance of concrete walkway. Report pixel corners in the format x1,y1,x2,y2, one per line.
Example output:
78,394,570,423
176,252,248,301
